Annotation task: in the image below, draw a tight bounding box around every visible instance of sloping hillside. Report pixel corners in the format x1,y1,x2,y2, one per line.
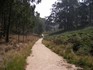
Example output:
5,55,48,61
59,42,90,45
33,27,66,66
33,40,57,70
43,27,93,70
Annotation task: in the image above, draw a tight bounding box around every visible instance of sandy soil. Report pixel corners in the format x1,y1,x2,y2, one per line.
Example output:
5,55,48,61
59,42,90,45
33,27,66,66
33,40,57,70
26,38,78,70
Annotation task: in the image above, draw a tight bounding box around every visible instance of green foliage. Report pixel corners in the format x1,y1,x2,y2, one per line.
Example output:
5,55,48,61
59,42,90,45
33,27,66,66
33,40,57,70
0,0,42,42
43,27,93,70
6,56,25,70
33,14,45,34
45,0,93,32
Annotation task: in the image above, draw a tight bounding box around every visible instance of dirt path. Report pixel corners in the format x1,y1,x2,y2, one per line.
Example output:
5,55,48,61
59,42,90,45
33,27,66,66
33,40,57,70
26,38,78,70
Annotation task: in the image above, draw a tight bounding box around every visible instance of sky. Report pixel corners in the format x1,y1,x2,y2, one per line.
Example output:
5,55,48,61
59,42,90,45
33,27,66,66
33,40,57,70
35,0,84,18
35,0,57,18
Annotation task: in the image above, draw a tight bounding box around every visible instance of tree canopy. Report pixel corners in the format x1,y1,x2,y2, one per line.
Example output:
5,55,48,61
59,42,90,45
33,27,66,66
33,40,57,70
0,0,42,42
45,0,93,32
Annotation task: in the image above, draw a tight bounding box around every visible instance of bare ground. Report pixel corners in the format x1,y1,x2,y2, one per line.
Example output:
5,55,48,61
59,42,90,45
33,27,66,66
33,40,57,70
26,38,78,70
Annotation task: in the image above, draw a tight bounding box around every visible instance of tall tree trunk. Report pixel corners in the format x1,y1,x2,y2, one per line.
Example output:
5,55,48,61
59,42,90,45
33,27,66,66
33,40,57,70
3,13,6,37
5,1,13,42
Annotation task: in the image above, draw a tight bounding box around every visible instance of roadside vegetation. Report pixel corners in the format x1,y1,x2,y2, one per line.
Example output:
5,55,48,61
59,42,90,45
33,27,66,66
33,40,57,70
0,35,39,70
43,27,93,70
0,0,44,70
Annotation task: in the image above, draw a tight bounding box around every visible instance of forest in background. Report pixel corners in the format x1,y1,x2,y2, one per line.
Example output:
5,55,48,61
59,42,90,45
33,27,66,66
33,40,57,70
45,0,93,32
0,0,44,43
0,0,45,70
43,0,93,70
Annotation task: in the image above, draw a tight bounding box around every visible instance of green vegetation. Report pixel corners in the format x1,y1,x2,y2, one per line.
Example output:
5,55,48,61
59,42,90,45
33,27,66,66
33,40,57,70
0,0,44,70
33,12,45,34
0,0,42,42
0,36,39,70
43,27,93,70
45,0,93,33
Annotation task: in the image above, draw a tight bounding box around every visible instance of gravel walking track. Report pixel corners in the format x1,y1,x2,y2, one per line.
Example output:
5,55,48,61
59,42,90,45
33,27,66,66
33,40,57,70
26,38,78,70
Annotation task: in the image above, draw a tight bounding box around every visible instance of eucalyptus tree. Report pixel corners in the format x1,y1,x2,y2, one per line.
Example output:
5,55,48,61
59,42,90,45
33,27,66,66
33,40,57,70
46,0,93,32
46,0,79,31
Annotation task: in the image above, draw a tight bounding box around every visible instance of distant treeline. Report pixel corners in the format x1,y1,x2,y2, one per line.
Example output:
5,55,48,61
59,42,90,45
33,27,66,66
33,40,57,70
45,0,93,32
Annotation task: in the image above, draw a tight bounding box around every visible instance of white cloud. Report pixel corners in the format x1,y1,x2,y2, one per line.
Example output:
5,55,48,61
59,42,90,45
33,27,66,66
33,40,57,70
35,0,57,18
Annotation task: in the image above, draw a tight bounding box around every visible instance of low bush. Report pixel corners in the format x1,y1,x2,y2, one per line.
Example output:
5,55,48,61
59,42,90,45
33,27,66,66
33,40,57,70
43,27,93,70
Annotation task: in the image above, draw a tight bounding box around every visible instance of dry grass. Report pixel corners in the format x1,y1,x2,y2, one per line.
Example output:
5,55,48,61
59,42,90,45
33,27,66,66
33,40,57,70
43,37,93,70
0,35,39,70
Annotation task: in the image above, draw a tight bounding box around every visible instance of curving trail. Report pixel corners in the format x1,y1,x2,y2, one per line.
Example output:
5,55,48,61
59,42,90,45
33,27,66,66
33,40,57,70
26,38,78,70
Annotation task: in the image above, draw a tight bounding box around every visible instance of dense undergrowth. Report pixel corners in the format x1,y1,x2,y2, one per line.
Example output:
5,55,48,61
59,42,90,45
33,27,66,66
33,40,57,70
43,27,93,70
0,35,39,70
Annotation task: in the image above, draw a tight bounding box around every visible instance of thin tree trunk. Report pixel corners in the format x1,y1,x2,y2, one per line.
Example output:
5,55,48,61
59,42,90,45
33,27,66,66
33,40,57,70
5,1,13,42
89,0,91,25
23,22,25,42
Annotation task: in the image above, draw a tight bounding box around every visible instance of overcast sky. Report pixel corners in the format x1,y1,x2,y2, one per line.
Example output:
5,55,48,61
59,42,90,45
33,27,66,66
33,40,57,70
35,0,57,18
35,0,84,18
